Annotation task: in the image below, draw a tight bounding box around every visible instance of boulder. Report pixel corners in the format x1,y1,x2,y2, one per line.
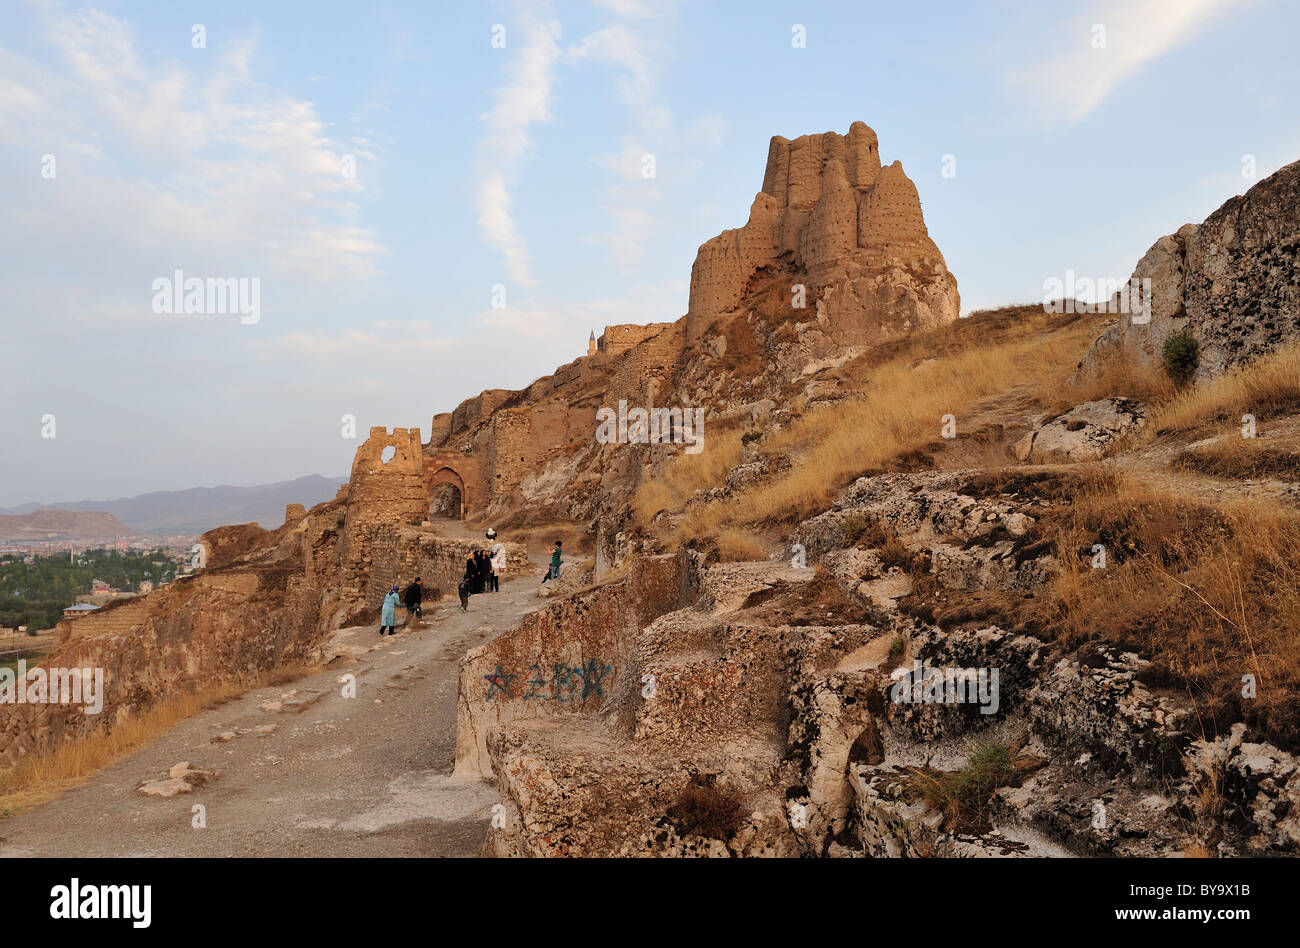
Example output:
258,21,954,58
1013,398,1146,463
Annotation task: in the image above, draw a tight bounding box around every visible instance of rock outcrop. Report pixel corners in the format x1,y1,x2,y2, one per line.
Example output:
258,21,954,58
686,122,959,346
1080,159,1300,380
1012,398,1147,463
464,471,1300,857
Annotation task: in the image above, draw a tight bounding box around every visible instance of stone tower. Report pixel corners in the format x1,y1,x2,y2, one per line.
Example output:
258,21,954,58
588,330,597,357
684,121,959,345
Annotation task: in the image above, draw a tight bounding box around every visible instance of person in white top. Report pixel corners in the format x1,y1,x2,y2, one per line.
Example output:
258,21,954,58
488,538,505,592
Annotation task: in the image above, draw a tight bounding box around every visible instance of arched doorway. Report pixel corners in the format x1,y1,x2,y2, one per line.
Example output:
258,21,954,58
428,466,466,520
430,482,463,520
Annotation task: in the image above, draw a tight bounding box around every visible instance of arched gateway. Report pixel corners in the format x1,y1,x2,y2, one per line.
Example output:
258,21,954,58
428,467,465,520
421,453,481,521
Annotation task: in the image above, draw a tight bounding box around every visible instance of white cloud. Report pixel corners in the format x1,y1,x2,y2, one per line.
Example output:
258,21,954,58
572,3,681,272
0,7,383,284
475,4,563,287
268,326,455,361
1010,0,1250,124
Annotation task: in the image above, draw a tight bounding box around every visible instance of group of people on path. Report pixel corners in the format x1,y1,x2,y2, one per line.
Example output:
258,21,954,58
379,530,564,630
379,577,422,636
458,532,506,610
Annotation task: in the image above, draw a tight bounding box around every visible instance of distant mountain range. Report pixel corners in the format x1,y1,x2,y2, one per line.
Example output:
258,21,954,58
0,475,347,536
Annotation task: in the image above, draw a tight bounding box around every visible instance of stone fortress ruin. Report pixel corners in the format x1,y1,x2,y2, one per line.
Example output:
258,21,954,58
342,122,960,537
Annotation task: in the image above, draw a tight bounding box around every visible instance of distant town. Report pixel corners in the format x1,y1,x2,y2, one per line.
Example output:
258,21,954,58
0,542,199,653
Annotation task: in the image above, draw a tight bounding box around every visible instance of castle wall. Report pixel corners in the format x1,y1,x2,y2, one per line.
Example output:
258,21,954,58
604,321,685,407
54,597,149,647
598,323,674,357
452,389,513,436
342,427,426,562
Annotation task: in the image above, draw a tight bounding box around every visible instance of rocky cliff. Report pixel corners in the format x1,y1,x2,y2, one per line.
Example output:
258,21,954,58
1081,159,1299,380
687,122,959,346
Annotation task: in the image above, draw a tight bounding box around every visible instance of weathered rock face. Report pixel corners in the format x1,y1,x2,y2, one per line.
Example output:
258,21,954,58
1012,398,1147,463
686,122,959,345
200,522,271,570
1080,159,1300,380
0,560,327,768
466,472,1300,858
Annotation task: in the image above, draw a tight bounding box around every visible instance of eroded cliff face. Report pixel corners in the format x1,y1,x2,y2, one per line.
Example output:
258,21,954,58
0,503,344,768
1080,158,1300,380
466,473,1300,858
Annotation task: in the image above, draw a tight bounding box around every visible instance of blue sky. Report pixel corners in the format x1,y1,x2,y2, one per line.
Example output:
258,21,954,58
1,0,1297,506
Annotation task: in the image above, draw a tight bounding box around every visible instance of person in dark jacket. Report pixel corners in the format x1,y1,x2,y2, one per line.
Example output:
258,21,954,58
473,550,489,594
465,552,481,595
403,577,422,622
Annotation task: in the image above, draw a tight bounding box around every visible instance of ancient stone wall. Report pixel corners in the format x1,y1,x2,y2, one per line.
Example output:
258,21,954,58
451,390,513,436
454,552,695,778
598,323,675,357
604,321,685,407
428,412,453,448
341,427,426,559
53,597,150,647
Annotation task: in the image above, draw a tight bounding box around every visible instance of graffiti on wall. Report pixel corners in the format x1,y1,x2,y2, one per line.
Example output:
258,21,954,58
483,660,613,702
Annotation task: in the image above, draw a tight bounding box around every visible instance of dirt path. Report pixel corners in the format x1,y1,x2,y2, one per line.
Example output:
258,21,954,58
0,574,543,857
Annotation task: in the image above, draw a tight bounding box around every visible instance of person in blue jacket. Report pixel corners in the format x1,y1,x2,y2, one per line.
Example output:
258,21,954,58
380,584,400,636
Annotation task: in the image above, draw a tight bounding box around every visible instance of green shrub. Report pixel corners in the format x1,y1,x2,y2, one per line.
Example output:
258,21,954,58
1162,332,1199,386
908,739,1017,832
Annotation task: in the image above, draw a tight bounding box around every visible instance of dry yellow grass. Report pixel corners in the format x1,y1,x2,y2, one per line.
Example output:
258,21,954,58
1149,341,1300,435
660,310,1102,539
631,427,746,523
0,663,317,819
712,528,770,562
1171,437,1300,480
1038,471,1300,748
1055,348,1177,410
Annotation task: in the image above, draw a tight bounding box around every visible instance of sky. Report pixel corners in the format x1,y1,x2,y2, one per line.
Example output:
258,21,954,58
1,0,1297,506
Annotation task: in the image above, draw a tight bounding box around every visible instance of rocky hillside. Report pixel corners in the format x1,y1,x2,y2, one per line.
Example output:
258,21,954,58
455,156,1300,856
0,509,140,542
6,122,1296,859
